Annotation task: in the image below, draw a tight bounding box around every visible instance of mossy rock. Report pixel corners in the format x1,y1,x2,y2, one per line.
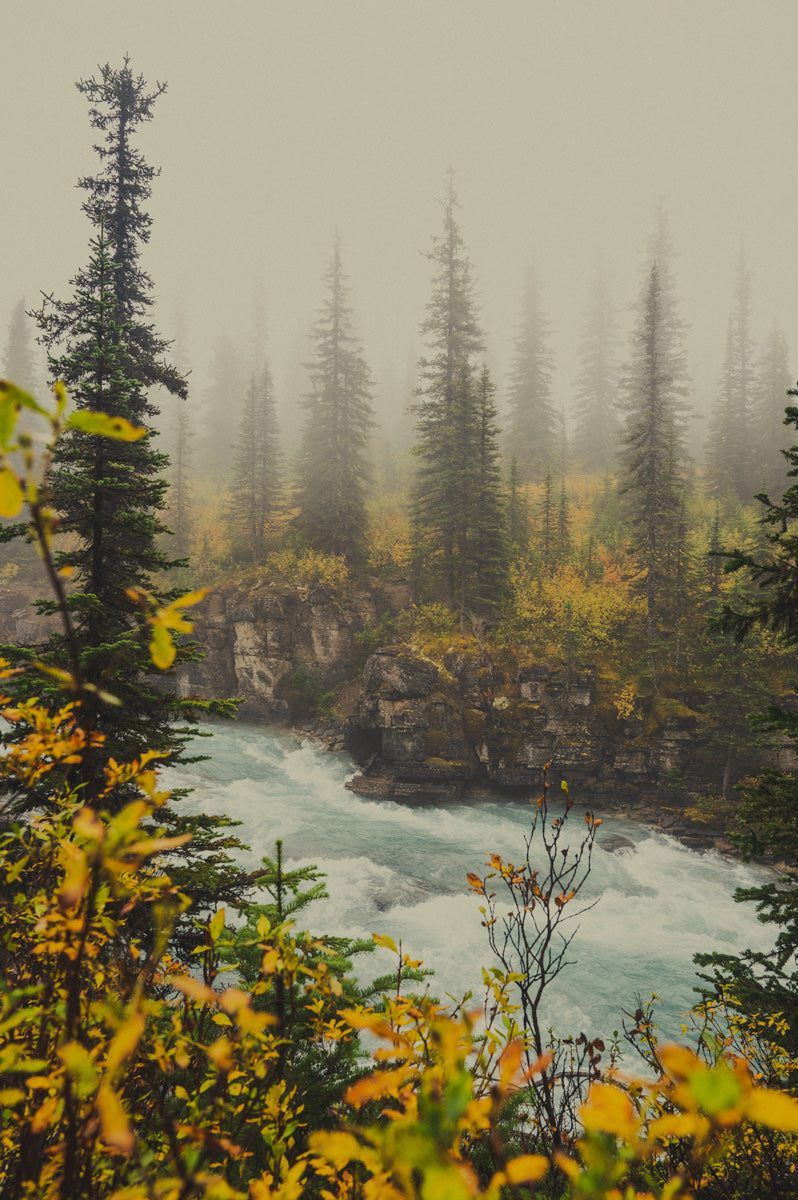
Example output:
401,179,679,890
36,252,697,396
424,728,451,758
462,707,487,742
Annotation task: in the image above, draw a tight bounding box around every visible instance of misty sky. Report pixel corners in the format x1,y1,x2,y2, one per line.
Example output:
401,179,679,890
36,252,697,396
3,0,798,447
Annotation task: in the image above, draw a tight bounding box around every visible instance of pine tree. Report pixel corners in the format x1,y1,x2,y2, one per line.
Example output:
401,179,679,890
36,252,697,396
228,361,281,562
196,333,246,479
506,263,556,481
572,264,618,470
618,259,689,644
753,321,792,495
15,59,248,928
412,174,502,613
470,366,507,612
540,467,554,565
507,455,529,556
28,61,189,767
707,247,756,501
695,403,798,1041
557,478,570,557
296,238,374,563
2,300,39,396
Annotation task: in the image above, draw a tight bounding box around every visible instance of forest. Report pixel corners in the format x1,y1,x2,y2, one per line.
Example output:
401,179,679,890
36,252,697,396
3,55,798,1200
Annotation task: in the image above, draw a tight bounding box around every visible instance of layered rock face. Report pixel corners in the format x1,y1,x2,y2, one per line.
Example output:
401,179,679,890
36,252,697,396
175,584,394,721
1,578,775,842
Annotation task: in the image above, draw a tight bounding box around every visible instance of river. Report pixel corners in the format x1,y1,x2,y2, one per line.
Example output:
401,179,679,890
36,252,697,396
164,721,774,1043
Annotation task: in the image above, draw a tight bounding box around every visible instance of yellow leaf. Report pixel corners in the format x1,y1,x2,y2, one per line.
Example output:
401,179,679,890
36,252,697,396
309,1129,362,1167
171,588,210,610
746,1087,798,1131
648,1112,710,1142
65,411,145,441
504,1154,549,1184
97,1083,134,1154
0,467,23,518
580,1082,640,1140
149,623,175,669
372,932,397,954
209,907,226,942
344,1067,409,1108
168,976,220,1006
105,1012,145,1075
498,1039,523,1088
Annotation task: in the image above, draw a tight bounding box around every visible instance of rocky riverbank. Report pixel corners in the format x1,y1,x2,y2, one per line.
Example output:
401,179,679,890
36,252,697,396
0,576,784,852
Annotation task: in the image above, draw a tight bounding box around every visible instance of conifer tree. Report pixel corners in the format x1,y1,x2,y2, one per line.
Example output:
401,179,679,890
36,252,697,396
507,456,529,557
618,257,689,644
707,248,756,501
228,361,281,562
2,300,39,396
196,333,246,479
471,365,507,612
557,478,570,556
540,467,554,565
412,175,507,616
753,321,792,495
28,61,189,767
13,59,248,924
506,263,556,480
296,238,374,563
695,402,798,1040
572,264,618,470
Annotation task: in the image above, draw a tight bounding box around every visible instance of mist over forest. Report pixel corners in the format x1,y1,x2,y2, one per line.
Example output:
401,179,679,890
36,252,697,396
6,5,798,1199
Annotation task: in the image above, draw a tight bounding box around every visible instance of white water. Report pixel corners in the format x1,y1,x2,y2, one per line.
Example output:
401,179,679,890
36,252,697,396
165,722,774,1042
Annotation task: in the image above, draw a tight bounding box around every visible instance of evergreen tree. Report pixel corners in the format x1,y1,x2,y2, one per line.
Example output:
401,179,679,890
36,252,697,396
540,467,554,565
572,264,618,470
28,62,189,765
228,361,281,562
557,478,571,556
507,455,529,557
707,247,756,501
412,174,507,615
471,365,507,612
2,300,39,396
506,263,556,480
196,333,246,478
15,59,248,927
618,258,689,644
753,321,792,495
296,237,374,562
695,403,798,1042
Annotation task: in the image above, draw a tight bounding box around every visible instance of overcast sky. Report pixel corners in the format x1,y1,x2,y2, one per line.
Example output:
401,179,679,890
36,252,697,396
3,0,798,443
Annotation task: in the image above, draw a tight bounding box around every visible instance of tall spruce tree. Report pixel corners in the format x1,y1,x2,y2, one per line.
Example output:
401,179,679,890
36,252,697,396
2,300,39,396
618,258,689,645
30,61,189,764
470,365,507,612
228,361,281,562
695,402,798,1042
506,263,556,481
296,238,374,563
16,59,248,922
411,175,505,616
706,247,756,502
572,264,618,470
753,321,792,495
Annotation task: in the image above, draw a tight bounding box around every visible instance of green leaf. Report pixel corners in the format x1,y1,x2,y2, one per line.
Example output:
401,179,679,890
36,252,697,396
688,1064,743,1116
65,411,146,441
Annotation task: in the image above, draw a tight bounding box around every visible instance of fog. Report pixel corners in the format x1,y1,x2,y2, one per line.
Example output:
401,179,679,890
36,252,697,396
3,0,798,451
